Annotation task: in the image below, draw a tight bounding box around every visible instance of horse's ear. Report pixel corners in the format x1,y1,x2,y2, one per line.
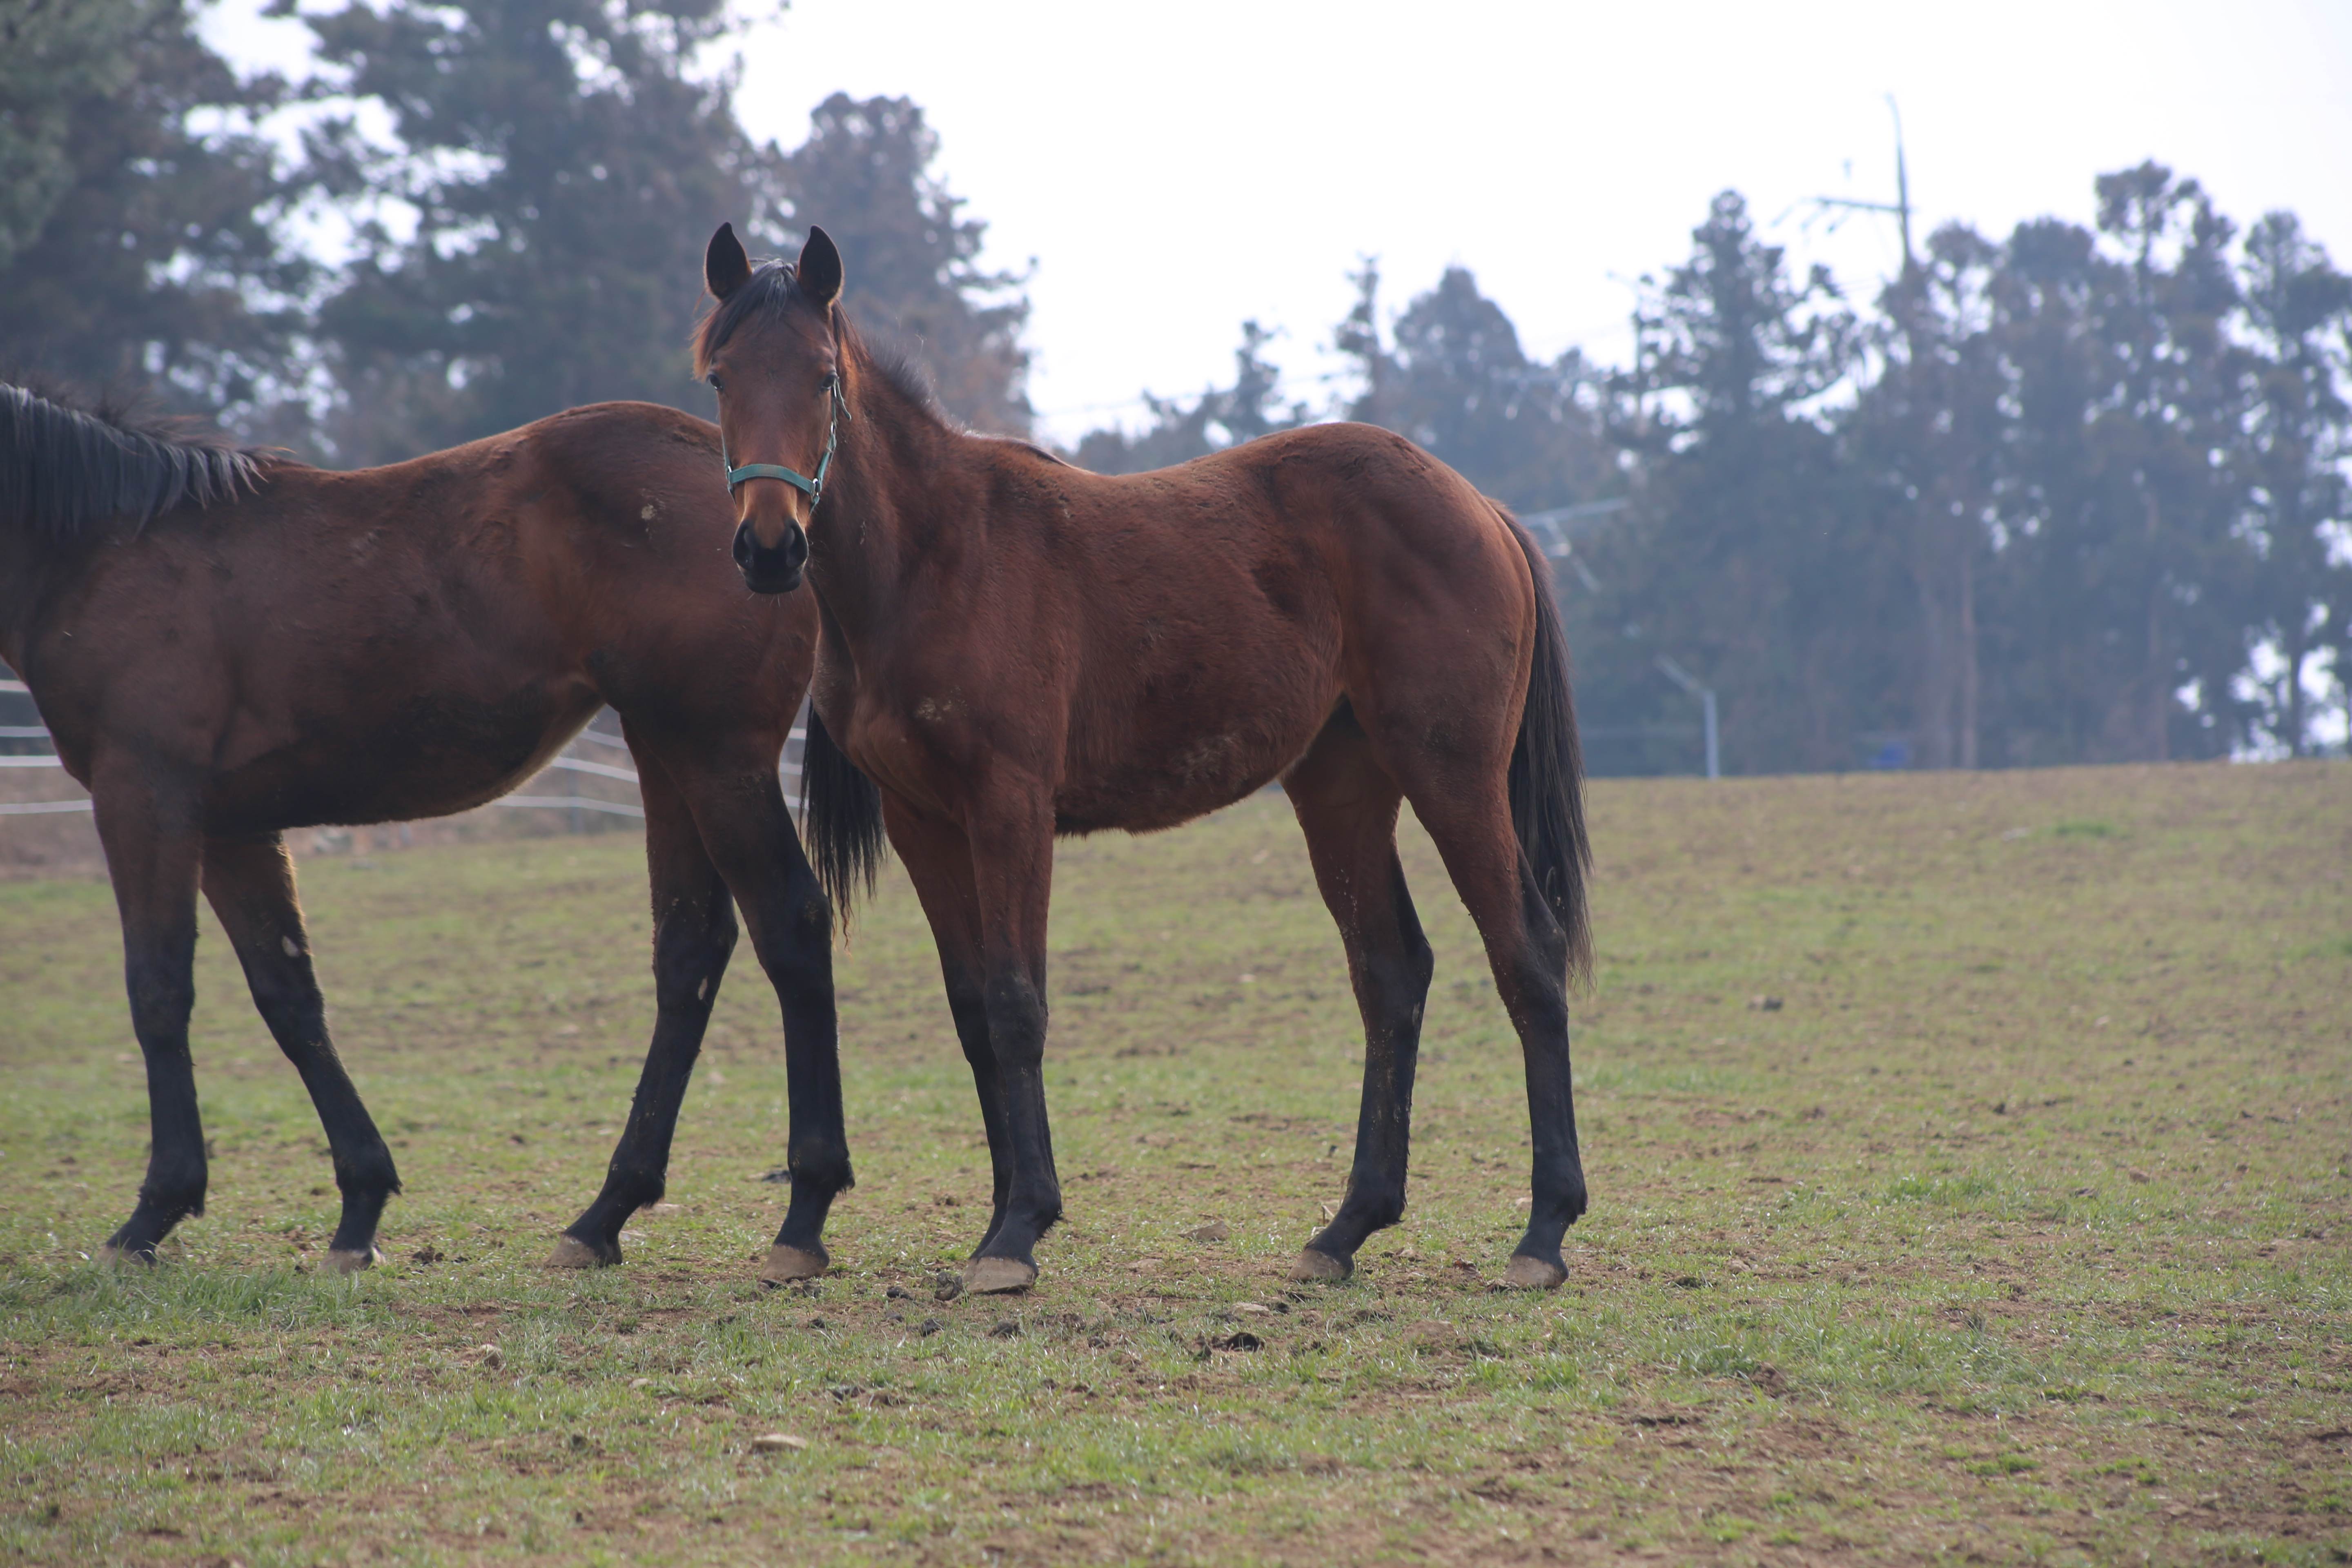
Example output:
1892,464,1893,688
798,226,844,308
706,222,753,301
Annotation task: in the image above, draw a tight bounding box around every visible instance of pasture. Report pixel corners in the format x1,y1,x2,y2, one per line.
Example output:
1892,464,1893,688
0,761,2345,1566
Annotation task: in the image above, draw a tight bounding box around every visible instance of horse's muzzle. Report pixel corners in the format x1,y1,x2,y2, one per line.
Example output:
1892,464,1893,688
733,517,807,594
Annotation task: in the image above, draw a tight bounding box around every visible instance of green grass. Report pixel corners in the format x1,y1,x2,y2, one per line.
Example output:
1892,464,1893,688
2,760,2348,1566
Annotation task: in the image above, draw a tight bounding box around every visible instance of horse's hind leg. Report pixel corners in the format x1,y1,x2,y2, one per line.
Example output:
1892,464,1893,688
550,759,737,1269
91,784,210,1263
1402,782,1585,1290
655,744,851,1286
202,833,401,1272
1284,706,1434,1282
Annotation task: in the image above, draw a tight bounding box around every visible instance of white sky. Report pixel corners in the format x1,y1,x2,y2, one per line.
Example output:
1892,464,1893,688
207,0,2352,447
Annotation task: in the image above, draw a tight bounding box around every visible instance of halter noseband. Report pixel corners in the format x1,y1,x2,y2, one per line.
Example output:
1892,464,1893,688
722,372,850,505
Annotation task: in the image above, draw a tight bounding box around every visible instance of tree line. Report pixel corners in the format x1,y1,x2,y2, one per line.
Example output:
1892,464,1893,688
1072,188,2350,771
3,0,2344,766
0,0,1028,463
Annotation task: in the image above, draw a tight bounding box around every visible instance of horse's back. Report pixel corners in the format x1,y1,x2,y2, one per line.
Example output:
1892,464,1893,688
1012,423,1535,829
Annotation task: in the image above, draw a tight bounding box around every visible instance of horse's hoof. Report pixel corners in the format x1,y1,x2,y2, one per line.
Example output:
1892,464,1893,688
962,1257,1037,1295
1291,1247,1351,1282
758,1244,829,1286
543,1234,613,1269
1501,1253,1568,1291
323,1246,383,1275
96,1243,154,1268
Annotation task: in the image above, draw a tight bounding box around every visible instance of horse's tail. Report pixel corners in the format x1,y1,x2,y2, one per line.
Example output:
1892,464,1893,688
800,706,886,932
1501,509,1594,981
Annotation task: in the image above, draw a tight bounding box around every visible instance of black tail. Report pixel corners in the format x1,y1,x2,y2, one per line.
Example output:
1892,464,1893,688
1502,513,1594,980
800,707,886,932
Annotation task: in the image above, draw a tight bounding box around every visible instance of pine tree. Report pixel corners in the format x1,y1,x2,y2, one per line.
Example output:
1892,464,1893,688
301,0,781,460
775,94,1031,436
1070,320,1302,474
0,0,306,421
1579,192,1873,775
1855,222,2005,768
2234,212,2352,755
1338,262,1609,513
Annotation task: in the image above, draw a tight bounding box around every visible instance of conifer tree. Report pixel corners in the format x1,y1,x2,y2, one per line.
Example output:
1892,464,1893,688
0,0,305,421
775,94,1031,435
301,0,777,460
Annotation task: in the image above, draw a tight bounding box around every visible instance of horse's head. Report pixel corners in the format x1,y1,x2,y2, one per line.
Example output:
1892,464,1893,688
697,223,849,595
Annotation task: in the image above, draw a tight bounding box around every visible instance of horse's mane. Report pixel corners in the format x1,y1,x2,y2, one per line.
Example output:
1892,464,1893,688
692,260,957,434
0,381,264,539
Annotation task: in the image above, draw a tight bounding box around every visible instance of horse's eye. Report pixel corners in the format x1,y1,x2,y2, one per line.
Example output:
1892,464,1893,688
706,372,724,392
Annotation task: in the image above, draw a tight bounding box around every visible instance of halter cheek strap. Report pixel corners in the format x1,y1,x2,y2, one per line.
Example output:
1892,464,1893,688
723,373,850,505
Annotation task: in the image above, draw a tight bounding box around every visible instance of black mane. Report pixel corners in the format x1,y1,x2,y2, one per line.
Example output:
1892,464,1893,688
693,260,956,432
0,382,263,539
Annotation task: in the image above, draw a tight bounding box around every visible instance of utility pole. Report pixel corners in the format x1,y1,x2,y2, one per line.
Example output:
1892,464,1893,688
1656,655,1719,780
1812,95,1916,276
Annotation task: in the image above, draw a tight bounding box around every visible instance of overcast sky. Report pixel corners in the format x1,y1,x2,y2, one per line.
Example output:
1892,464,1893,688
209,1,2352,446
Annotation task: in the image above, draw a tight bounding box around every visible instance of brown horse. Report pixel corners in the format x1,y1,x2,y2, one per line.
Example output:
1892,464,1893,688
0,383,848,1281
696,225,1593,1294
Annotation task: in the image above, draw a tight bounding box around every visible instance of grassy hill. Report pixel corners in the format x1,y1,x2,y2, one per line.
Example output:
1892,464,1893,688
1,761,2345,1564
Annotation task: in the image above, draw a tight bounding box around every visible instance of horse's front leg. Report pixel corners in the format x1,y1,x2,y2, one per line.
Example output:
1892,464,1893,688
637,731,853,1286
202,833,400,1271
959,793,1062,1294
883,803,1020,1271
89,775,210,1263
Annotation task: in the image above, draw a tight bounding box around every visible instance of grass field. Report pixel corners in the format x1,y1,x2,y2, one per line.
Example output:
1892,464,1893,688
1,761,2346,1566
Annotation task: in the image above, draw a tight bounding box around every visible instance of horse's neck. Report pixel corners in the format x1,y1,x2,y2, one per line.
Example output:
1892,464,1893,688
811,378,972,641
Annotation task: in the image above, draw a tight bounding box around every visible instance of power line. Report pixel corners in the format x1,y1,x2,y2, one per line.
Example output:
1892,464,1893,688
1808,95,1916,273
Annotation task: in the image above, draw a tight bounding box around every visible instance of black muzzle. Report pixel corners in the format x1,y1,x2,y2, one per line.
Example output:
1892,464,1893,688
733,517,807,594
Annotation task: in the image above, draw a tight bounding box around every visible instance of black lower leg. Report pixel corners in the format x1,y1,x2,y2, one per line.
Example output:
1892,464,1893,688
764,862,851,1259
1307,861,1433,1274
106,927,208,1259
565,910,733,1261
972,967,1061,1268
107,1031,206,1259
294,1051,401,1258
946,985,1016,1254
1512,1049,1586,1269
1507,876,1586,1272
207,835,400,1260
252,987,401,1257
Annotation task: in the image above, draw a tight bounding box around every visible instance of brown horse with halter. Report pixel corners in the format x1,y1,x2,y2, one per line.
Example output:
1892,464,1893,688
697,224,1594,1294
0,383,849,1281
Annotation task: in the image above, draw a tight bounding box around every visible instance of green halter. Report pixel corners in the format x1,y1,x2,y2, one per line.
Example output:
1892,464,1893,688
723,373,849,503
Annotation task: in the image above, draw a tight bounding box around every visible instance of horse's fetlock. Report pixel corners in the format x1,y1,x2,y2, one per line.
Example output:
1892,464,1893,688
604,1163,665,1207
333,1143,401,1198
788,1139,855,1193
137,1178,204,1226
1343,1186,1405,1233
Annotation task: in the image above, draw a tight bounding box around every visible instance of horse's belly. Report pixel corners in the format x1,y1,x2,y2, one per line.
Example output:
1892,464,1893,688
1057,691,1326,835
203,682,597,832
